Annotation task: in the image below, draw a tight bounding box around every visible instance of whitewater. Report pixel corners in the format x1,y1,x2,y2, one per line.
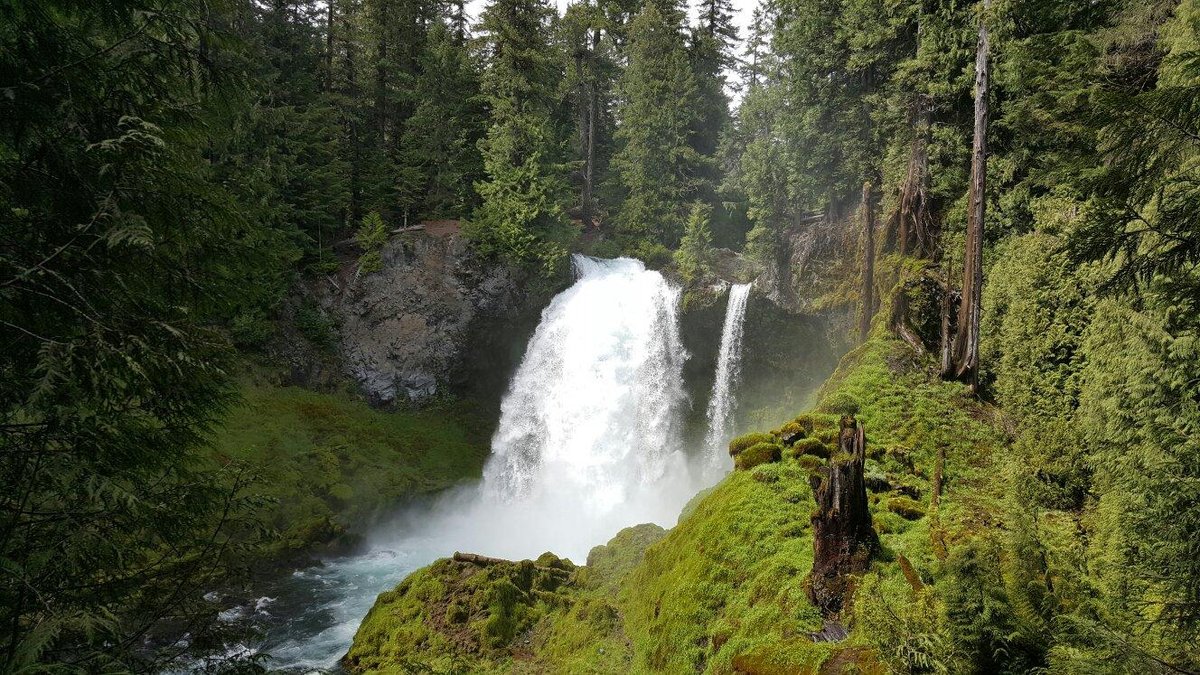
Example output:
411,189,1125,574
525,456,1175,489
203,255,744,671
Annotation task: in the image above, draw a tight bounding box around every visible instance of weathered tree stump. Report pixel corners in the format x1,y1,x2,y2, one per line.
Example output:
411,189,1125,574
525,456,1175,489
807,415,879,616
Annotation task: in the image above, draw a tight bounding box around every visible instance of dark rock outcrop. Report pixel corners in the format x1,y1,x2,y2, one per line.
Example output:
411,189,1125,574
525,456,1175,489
292,231,552,407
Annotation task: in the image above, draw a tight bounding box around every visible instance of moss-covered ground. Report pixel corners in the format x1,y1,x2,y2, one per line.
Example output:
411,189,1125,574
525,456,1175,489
344,329,1011,673
209,376,490,558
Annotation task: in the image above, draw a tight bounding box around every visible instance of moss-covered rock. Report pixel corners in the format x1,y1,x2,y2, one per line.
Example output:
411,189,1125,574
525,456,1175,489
735,441,783,470
728,432,775,457
885,496,926,520
789,436,831,459
819,391,861,416
795,454,825,475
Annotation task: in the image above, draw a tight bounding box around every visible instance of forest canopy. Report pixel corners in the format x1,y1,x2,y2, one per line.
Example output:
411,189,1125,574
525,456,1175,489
1,0,1198,671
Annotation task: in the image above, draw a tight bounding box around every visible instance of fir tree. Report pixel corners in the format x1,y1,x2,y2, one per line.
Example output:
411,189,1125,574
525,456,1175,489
467,0,573,275
612,1,701,250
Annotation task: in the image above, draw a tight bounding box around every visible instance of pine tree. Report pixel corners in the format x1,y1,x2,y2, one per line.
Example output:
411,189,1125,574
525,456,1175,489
467,0,572,275
612,1,701,250
397,20,487,220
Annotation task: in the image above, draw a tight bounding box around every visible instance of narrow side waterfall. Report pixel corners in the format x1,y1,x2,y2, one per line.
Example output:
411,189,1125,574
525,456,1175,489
484,254,689,517
703,283,752,470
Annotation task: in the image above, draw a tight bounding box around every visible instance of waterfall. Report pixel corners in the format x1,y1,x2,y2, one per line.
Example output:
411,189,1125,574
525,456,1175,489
703,283,752,469
482,254,690,521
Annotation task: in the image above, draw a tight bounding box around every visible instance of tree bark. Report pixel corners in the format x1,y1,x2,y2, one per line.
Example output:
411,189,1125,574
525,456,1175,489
325,0,335,92
950,0,990,391
859,182,876,342
808,415,878,616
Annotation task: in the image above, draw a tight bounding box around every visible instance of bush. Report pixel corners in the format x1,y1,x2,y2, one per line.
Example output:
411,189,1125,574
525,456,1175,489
729,432,775,457
355,211,389,275
734,442,782,470
886,496,926,521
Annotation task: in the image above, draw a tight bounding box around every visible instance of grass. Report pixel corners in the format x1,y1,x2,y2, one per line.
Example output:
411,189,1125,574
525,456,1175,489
209,377,491,556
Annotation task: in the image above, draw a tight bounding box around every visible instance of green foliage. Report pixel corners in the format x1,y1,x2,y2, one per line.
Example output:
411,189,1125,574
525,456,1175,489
613,1,703,249
355,211,389,275
0,0,297,665
467,0,573,277
733,441,782,470
209,378,490,556
675,201,716,283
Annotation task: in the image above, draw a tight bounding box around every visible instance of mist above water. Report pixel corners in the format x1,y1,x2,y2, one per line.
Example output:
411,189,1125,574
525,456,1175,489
228,256,735,671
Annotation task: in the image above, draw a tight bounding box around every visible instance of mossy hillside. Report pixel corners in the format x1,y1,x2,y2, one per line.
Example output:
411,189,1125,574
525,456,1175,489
622,462,831,673
346,330,1010,673
345,525,666,674
209,379,490,556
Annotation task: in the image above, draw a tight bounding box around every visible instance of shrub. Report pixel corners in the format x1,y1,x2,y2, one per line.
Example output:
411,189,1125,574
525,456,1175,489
729,432,775,457
795,454,824,474
734,442,782,470
886,496,926,521
355,211,389,275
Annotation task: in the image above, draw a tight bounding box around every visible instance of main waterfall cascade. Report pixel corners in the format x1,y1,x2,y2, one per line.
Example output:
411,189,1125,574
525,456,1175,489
484,255,690,513
703,283,753,474
204,256,733,672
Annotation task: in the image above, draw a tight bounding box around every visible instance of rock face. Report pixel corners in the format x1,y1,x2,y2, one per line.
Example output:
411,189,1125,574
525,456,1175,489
319,232,543,406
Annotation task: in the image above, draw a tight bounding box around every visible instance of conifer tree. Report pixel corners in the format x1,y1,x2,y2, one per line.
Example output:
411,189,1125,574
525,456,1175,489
468,0,572,274
612,1,701,250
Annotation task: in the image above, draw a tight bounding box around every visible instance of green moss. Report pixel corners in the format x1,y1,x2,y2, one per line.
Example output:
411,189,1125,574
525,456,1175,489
819,390,861,416
209,377,489,557
788,436,830,459
345,331,1014,674
886,496,926,521
728,431,775,456
795,453,825,475
734,441,782,470
623,462,830,673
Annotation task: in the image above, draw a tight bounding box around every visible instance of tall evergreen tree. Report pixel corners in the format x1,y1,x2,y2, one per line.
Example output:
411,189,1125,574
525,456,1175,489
467,0,573,275
612,1,701,250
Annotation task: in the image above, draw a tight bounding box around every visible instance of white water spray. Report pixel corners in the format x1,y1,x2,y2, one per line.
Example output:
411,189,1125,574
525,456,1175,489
703,283,752,471
205,255,705,672
484,255,689,515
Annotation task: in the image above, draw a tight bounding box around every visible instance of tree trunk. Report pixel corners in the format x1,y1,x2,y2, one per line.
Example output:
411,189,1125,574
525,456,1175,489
859,182,876,342
325,0,335,92
950,0,990,391
808,415,878,616
939,256,954,377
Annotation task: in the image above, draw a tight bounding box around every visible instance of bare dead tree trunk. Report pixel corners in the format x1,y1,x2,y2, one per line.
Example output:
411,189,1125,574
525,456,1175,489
325,0,335,91
808,415,878,616
950,0,990,391
939,255,954,377
860,183,876,342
